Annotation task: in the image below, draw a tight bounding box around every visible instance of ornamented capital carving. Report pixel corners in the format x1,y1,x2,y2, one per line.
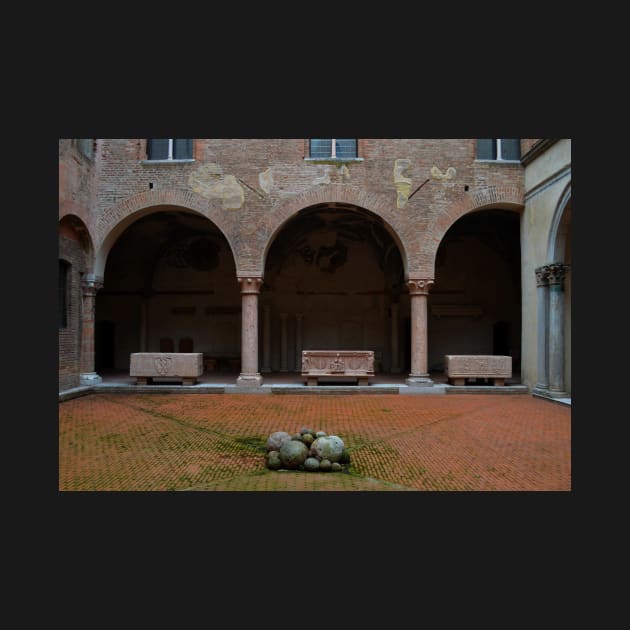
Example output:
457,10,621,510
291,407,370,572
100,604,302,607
535,266,550,287
238,277,263,294
546,263,570,286
81,276,104,297
407,279,434,296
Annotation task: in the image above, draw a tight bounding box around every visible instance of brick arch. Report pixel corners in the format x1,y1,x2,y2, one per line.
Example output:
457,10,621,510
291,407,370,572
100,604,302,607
59,214,94,263
94,189,237,278
257,184,408,276
417,186,524,278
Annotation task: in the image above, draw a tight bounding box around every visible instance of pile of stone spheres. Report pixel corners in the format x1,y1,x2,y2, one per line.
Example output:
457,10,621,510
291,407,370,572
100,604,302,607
265,427,351,472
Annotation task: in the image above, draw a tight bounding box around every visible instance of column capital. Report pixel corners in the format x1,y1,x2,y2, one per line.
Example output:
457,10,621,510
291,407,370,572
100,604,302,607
547,263,570,286
535,265,550,287
237,277,263,294
406,278,434,296
81,275,104,296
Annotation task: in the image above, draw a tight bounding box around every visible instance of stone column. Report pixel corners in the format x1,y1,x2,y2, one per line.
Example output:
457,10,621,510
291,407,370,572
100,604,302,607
236,277,263,387
547,263,570,396
280,312,288,372
295,313,303,373
534,266,550,392
405,279,434,387
80,274,104,385
261,304,271,373
390,302,400,373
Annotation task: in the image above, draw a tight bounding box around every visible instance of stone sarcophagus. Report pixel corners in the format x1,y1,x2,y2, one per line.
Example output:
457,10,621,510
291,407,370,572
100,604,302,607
130,353,203,385
301,350,375,386
445,355,512,386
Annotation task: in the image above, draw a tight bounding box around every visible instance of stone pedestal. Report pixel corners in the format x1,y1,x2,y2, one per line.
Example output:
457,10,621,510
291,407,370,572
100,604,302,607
405,279,434,387
79,275,103,385
236,277,263,387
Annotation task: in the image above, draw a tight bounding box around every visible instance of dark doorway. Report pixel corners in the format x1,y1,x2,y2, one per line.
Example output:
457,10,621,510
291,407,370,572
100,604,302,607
95,320,115,370
493,320,509,356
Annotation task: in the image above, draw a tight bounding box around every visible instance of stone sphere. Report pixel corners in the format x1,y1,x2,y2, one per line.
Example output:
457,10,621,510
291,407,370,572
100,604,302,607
300,427,315,435
301,433,314,446
291,433,303,441
319,459,332,472
315,431,327,438
331,462,342,472
310,435,345,463
279,440,309,469
266,451,282,470
304,457,320,472
266,431,292,452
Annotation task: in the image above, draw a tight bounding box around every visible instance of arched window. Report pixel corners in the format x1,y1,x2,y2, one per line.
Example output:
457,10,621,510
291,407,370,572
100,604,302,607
147,139,193,161
59,260,69,328
309,139,357,159
477,139,521,161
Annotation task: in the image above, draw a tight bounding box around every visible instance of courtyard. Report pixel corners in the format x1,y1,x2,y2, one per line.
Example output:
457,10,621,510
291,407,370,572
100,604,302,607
58,392,570,491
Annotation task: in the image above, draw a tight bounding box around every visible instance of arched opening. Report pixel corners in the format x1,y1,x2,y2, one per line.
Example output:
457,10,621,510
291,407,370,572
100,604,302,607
430,208,522,380
547,191,571,396
263,203,405,375
95,209,239,376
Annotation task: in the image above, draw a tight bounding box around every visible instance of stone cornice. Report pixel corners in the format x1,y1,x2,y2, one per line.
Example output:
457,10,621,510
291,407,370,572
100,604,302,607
521,139,560,166
237,277,263,294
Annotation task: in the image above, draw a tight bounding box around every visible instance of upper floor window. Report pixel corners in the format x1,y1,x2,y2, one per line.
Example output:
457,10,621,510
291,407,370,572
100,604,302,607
59,260,69,329
477,139,521,161
147,139,193,161
309,139,357,159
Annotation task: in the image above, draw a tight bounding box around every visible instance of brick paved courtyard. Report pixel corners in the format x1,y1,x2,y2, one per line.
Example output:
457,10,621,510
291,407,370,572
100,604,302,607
58,393,570,491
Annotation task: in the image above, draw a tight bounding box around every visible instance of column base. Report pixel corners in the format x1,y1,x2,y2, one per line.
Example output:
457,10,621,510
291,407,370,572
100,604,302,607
80,372,102,385
405,375,434,387
533,386,568,399
236,374,263,387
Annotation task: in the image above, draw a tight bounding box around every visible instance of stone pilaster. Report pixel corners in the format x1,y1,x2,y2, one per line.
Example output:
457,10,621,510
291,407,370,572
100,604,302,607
533,266,550,392
236,277,263,387
547,263,570,396
405,279,434,387
80,275,104,385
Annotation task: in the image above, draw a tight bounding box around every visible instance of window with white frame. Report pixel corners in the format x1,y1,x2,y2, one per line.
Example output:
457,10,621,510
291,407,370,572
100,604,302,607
147,139,193,160
309,139,357,159
477,139,521,161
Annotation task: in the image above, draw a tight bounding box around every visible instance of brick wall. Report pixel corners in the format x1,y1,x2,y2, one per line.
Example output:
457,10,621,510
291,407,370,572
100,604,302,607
92,139,534,278
59,231,87,391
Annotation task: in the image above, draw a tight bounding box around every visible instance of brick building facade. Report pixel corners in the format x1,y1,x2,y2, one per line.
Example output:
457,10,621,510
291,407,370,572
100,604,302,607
58,139,571,398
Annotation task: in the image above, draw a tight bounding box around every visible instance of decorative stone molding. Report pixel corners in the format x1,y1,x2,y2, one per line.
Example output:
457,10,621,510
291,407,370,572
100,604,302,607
81,276,104,297
535,265,550,287
546,263,570,286
407,279,434,295
237,277,263,294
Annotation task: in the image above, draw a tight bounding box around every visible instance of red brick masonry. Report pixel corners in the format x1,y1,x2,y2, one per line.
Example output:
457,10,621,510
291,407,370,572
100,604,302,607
59,393,570,491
